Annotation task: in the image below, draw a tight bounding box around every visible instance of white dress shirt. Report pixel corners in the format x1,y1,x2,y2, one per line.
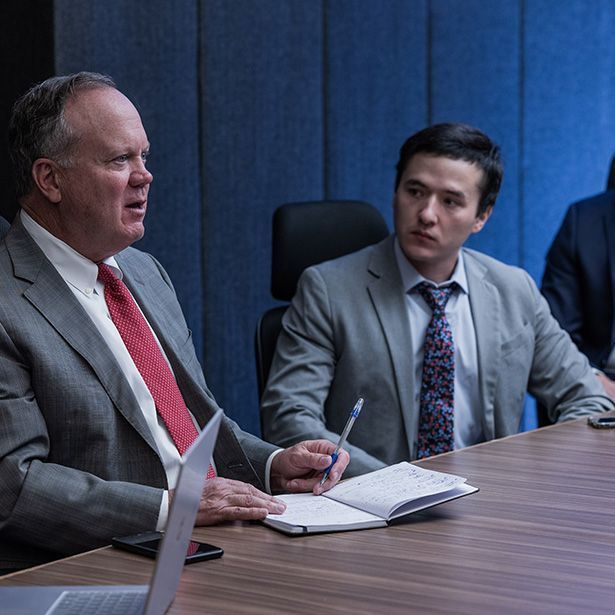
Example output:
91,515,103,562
394,239,484,449
21,210,200,527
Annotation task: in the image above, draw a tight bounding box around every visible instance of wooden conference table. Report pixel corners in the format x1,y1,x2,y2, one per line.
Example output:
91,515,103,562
3,417,615,614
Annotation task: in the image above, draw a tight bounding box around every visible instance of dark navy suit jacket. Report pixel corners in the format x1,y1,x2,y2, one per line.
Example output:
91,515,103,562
542,190,615,372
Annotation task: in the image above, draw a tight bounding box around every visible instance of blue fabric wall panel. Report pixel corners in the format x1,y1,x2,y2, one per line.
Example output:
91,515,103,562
54,0,204,354
325,0,428,225
200,1,324,432
523,0,615,281
430,0,522,267
429,1,537,431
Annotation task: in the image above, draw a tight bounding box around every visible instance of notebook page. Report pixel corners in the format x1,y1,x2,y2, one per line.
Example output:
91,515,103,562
324,462,466,519
266,492,384,527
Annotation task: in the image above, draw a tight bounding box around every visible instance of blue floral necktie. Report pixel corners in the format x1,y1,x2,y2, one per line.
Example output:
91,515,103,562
415,282,457,459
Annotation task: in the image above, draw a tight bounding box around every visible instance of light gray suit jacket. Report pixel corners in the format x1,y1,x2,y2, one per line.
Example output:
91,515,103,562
262,236,613,476
0,220,276,569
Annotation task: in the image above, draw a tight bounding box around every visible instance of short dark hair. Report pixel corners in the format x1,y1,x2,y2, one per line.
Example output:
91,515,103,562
8,71,117,199
394,123,503,215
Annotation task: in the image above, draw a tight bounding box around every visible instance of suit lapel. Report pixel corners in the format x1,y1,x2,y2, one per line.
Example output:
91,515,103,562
464,250,500,440
117,254,261,485
7,223,160,453
117,253,188,365
365,237,418,457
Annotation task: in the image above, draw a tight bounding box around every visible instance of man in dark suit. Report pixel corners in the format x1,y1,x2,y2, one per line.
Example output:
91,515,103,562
541,190,615,399
0,72,348,571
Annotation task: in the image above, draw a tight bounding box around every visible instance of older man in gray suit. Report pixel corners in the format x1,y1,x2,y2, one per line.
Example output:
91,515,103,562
262,123,613,477
0,72,348,572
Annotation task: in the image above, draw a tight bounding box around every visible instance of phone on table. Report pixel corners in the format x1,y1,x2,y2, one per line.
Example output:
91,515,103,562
587,416,615,429
112,531,223,564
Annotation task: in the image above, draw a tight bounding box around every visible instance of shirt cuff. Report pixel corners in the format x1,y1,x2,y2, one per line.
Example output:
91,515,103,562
156,490,169,531
264,448,284,494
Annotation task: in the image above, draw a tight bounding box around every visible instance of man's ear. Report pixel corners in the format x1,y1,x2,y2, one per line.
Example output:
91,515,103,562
472,205,493,234
31,158,63,204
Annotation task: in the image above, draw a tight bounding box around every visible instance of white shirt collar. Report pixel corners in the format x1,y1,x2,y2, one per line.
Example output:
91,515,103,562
20,209,121,295
393,235,469,294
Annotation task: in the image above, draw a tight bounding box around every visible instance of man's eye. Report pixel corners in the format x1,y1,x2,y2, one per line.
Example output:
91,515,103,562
114,155,129,163
141,151,149,162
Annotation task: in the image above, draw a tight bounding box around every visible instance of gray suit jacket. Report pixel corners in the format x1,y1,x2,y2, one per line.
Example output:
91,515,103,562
262,236,613,476
0,220,276,569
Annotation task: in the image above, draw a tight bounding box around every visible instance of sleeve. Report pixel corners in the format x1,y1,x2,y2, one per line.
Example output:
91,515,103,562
260,267,387,476
541,204,585,350
528,272,614,422
0,318,163,562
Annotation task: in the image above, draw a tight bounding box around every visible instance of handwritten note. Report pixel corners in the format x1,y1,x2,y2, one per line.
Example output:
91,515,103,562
326,462,467,518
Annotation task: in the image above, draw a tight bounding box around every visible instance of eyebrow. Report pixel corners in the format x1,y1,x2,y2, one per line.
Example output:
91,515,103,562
404,179,467,201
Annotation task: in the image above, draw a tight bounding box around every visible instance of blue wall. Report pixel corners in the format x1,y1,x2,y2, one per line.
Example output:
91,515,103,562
50,0,615,435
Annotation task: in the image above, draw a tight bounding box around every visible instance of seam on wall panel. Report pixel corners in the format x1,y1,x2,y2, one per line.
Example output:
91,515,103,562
196,0,208,360
518,0,525,269
427,0,433,124
322,0,329,199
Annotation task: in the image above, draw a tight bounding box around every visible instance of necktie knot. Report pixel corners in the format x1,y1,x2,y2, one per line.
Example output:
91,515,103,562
97,262,119,287
416,282,457,313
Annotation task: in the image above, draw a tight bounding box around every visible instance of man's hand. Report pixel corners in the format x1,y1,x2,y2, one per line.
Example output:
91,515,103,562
597,371,615,401
170,477,287,526
270,439,350,495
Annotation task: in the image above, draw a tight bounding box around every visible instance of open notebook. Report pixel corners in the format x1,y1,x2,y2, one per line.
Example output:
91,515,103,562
0,408,223,615
263,461,478,535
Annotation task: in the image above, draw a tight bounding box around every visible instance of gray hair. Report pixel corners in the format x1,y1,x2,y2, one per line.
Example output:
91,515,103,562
8,71,117,199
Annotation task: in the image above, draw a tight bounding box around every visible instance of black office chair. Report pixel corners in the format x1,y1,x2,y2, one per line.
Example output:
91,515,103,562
254,200,390,412
607,154,615,191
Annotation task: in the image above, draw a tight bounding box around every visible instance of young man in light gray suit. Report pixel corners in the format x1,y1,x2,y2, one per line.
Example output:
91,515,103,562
262,123,613,477
0,73,349,572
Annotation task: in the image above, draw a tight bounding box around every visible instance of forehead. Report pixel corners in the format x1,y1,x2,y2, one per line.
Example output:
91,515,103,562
64,87,148,150
401,153,484,194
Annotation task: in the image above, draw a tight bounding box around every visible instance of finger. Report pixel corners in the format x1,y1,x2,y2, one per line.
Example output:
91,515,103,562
301,439,341,455
204,477,280,504
283,477,321,493
292,451,333,471
197,506,271,525
223,492,286,514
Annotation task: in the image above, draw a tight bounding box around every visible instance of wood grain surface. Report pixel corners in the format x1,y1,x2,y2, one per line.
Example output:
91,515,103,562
3,418,615,614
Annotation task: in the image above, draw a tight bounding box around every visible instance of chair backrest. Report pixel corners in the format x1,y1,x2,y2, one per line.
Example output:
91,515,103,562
607,154,615,191
255,200,390,408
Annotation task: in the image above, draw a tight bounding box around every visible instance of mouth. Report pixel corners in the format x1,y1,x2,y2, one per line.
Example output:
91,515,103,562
126,200,147,212
411,229,436,242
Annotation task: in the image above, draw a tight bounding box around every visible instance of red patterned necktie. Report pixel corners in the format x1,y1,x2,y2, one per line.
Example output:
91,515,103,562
416,282,457,459
97,263,215,479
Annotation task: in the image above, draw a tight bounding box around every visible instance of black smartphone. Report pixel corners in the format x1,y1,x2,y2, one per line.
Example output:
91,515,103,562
112,531,223,564
587,416,615,429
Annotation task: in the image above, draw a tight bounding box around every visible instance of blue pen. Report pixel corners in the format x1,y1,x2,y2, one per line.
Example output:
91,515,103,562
319,397,364,486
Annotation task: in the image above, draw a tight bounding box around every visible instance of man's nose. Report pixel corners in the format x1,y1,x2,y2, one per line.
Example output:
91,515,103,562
130,162,153,187
418,195,437,224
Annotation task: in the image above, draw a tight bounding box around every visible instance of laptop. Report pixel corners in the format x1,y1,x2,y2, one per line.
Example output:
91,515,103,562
0,408,223,615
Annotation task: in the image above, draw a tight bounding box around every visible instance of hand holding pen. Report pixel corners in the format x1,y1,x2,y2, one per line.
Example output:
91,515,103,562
319,397,364,487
